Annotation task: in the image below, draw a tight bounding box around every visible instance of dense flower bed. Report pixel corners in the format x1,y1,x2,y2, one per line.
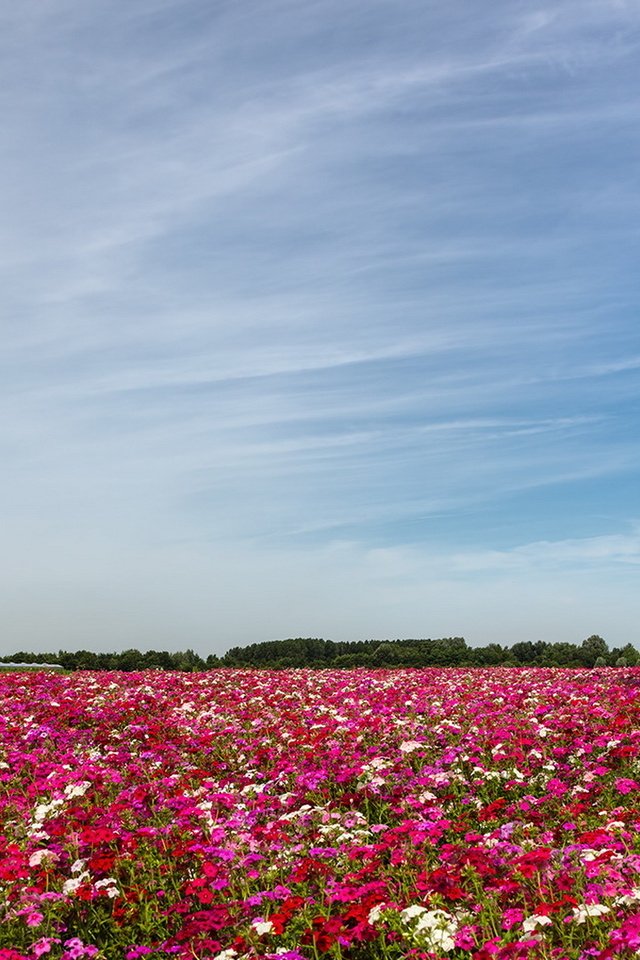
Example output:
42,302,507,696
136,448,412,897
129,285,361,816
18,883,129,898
1,668,640,959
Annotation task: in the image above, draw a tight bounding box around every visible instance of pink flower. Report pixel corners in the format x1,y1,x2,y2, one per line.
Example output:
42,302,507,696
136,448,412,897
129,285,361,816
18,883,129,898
61,940,98,960
25,912,44,927
546,778,568,797
501,909,524,931
31,941,60,959
615,778,639,794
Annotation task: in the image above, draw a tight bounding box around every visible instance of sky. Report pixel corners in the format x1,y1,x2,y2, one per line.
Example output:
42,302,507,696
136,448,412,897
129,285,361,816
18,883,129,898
1,0,640,655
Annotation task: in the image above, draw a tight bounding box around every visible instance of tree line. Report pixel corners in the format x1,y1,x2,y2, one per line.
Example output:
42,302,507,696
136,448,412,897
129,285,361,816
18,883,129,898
0,634,637,671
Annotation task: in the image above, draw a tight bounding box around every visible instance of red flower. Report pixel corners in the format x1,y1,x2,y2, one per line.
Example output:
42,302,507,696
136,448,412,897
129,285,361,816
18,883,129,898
80,826,117,845
89,854,116,873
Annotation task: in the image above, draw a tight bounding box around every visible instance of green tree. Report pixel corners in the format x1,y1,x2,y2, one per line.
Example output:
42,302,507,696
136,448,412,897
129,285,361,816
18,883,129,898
579,635,609,668
620,643,639,666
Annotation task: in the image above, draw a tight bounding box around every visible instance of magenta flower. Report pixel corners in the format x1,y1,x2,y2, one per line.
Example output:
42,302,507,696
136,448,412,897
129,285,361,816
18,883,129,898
615,777,639,794
0,665,639,956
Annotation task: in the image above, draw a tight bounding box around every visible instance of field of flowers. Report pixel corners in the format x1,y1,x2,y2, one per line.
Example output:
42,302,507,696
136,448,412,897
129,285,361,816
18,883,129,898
1,668,640,960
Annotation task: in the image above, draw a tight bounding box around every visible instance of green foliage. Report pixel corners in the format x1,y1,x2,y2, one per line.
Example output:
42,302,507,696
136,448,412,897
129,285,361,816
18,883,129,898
1,633,636,671
579,634,610,668
0,647,206,672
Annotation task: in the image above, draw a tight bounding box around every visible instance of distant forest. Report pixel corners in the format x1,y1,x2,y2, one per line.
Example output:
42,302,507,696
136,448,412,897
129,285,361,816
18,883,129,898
1,634,638,671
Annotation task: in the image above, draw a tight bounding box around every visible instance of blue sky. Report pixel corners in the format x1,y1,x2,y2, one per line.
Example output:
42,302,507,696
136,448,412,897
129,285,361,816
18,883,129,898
1,0,639,653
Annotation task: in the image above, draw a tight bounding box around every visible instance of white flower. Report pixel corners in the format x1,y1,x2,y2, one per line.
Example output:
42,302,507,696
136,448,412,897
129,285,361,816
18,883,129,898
414,910,455,929
614,888,640,906
252,919,274,935
418,925,456,952
33,798,64,822
71,859,88,874
368,904,385,924
580,848,611,863
418,790,437,802
412,909,459,952
369,757,390,770
64,781,91,799
401,904,427,921
62,872,89,895
212,951,237,960
95,878,119,898
522,914,553,933
572,903,610,924
400,741,423,754
29,849,58,867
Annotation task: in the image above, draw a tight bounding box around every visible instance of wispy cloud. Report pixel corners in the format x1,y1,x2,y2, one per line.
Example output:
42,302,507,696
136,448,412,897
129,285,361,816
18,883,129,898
1,0,639,650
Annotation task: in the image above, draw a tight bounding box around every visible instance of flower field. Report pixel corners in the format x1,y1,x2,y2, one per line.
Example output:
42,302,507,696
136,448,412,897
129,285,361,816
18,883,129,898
1,669,640,960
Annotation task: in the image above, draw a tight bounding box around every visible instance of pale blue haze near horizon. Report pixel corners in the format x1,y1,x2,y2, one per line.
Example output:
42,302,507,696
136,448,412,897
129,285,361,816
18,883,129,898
1,0,639,654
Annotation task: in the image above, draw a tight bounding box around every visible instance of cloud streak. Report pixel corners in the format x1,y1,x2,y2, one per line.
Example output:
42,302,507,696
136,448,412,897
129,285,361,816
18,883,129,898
1,0,639,651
